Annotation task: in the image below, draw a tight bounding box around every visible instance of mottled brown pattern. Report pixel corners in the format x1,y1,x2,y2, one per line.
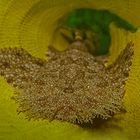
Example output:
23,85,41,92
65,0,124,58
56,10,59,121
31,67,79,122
0,41,134,124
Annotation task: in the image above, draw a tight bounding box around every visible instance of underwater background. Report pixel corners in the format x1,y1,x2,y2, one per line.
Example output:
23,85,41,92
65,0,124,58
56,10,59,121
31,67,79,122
0,0,140,140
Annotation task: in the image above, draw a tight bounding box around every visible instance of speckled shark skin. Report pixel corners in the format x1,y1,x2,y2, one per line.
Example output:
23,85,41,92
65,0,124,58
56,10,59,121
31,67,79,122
0,38,134,123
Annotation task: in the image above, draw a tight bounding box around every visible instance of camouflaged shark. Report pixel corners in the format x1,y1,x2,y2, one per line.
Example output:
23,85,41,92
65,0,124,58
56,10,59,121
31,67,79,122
0,31,134,124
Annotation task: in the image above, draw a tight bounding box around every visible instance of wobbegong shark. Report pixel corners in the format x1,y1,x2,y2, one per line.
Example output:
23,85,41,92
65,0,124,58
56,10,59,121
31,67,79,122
0,31,134,124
